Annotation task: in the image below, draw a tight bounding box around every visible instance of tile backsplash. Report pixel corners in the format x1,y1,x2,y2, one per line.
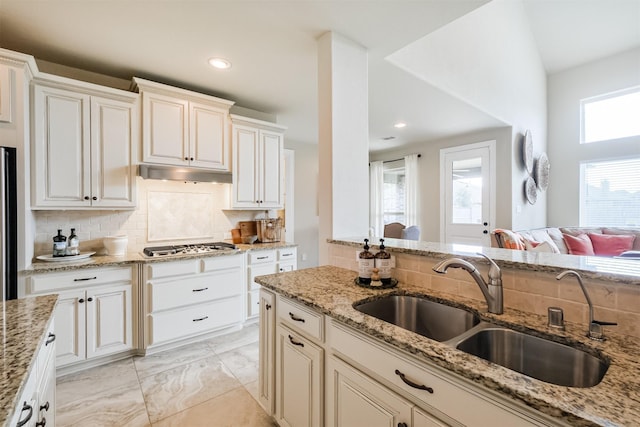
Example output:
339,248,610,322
34,177,260,255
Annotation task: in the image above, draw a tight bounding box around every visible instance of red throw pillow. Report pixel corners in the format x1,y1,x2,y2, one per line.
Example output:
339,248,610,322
588,233,636,256
562,233,595,256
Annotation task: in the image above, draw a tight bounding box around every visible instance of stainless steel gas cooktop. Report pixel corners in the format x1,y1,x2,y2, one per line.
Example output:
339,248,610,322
143,242,237,257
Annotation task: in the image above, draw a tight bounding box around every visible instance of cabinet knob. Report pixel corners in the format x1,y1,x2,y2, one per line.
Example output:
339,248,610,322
39,402,50,412
398,423,408,427
92,196,97,201
45,333,56,346
87,297,93,302
185,157,189,160
190,157,194,161
84,196,89,200
483,230,488,234
265,303,272,310
79,298,85,303
35,417,46,427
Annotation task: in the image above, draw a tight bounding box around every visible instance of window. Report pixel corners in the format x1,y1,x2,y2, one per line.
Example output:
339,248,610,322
581,158,640,226
383,161,405,224
581,87,640,143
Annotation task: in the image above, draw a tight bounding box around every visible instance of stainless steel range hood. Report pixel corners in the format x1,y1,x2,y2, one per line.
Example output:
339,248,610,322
138,164,232,183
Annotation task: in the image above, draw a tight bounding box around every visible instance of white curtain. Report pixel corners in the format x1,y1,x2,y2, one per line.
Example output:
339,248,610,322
369,161,384,238
404,154,420,229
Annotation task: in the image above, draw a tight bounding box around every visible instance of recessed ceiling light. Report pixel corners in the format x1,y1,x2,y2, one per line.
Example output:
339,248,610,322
394,122,407,128
208,57,232,69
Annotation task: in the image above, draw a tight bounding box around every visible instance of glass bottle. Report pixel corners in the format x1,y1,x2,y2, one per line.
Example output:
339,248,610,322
53,229,67,257
375,238,393,285
358,239,375,284
67,228,79,256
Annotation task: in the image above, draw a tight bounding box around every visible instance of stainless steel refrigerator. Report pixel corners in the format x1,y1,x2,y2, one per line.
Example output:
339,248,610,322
1,146,17,301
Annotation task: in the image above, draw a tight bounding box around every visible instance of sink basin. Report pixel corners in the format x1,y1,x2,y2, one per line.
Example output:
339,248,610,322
354,295,480,342
455,327,609,388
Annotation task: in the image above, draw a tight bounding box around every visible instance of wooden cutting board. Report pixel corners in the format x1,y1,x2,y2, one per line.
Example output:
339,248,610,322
239,221,257,236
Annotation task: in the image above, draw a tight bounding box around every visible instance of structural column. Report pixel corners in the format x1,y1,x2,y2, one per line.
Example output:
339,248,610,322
317,32,369,264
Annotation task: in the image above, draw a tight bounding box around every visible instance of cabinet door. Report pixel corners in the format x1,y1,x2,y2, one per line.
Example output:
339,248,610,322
91,96,137,208
36,350,56,427
190,101,229,170
413,407,449,427
54,289,87,366
86,283,133,359
275,325,323,427
32,85,91,207
327,356,412,427
258,289,276,415
141,91,189,166
232,124,260,208
259,129,284,208
0,64,13,123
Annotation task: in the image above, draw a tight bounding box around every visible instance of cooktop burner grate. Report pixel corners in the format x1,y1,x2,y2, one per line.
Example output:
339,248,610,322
143,242,237,257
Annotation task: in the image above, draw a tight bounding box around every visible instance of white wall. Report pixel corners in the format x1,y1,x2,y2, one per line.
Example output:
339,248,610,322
370,126,512,241
387,0,548,231
285,140,319,268
547,48,640,226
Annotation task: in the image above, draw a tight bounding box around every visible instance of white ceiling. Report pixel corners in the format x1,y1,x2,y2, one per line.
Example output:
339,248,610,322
1,0,638,152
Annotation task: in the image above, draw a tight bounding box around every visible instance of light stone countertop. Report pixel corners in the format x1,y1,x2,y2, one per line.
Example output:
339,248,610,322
22,241,298,275
255,265,640,427
1,295,58,427
330,237,640,286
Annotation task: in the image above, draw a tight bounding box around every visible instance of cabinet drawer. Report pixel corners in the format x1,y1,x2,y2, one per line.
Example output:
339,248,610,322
330,321,545,427
146,259,199,279
148,296,243,345
278,247,296,261
29,267,132,293
201,253,243,272
37,319,56,381
249,263,278,291
277,295,323,342
248,250,276,264
148,269,243,312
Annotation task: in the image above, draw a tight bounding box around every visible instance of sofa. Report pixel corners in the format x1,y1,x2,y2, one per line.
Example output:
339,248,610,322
491,226,640,257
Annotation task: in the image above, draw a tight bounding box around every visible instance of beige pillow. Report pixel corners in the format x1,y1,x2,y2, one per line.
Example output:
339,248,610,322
524,239,560,253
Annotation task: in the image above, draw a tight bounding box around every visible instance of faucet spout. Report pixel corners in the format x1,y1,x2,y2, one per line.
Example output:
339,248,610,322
556,270,617,341
433,253,503,314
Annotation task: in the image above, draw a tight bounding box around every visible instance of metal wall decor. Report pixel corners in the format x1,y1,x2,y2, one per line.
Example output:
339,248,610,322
521,130,550,205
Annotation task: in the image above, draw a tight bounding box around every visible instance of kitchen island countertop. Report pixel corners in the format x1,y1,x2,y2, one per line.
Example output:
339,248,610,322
256,265,640,427
0,295,58,427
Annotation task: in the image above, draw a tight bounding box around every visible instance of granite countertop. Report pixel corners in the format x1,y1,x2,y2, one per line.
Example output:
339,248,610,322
330,237,640,286
255,265,640,427
22,241,298,274
1,295,58,427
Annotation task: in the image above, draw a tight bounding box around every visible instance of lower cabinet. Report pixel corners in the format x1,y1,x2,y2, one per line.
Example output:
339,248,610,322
143,254,244,348
27,267,134,368
258,289,276,414
9,320,56,427
275,324,323,427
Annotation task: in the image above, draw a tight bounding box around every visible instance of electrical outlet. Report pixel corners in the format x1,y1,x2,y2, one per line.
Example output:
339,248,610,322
302,253,308,261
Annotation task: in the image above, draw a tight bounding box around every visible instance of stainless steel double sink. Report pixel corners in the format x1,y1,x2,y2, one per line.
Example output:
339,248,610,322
354,295,608,388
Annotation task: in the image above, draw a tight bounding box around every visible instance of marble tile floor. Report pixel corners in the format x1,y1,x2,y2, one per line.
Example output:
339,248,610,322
56,324,277,427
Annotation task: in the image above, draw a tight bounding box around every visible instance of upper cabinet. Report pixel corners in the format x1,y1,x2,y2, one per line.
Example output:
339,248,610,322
132,77,234,171
32,74,139,209
231,115,286,209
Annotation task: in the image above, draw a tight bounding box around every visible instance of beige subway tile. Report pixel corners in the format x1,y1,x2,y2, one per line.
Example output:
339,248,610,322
512,272,559,298
394,254,423,272
616,284,640,314
504,289,540,314
457,280,485,302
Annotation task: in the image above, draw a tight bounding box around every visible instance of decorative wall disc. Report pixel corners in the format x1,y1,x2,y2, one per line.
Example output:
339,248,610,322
525,176,537,204
535,152,550,191
523,130,533,174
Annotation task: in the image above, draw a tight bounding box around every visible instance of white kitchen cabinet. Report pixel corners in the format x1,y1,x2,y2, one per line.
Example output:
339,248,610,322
327,355,413,427
329,320,552,427
275,324,323,427
231,115,286,209
143,254,244,349
0,63,14,124
278,247,297,272
258,288,276,415
27,266,135,368
31,76,138,209
133,77,233,170
246,250,278,321
9,320,56,427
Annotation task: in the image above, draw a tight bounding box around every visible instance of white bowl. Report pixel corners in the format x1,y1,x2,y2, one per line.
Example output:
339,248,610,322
103,235,128,256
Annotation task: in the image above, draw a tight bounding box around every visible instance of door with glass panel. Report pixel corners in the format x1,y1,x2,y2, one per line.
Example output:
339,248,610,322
440,141,495,247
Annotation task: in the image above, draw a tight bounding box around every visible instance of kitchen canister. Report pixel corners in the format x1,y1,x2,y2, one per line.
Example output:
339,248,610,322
103,235,128,256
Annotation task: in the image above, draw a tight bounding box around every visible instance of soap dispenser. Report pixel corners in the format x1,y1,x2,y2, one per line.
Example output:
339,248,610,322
358,239,375,284
375,238,393,285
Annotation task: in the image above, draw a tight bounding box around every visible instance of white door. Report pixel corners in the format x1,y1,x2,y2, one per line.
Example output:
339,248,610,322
86,284,132,358
440,141,495,246
54,289,86,366
91,96,137,208
232,124,260,207
141,91,189,166
189,101,229,170
260,130,284,208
